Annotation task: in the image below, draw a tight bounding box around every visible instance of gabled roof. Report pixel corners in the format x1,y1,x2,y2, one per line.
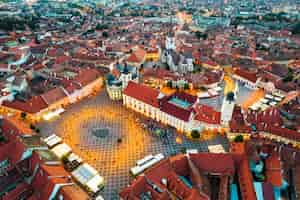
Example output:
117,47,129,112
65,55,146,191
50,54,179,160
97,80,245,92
41,87,68,106
234,68,258,83
265,153,282,187
3,95,48,114
73,68,101,87
194,104,221,125
238,158,257,200
189,153,235,175
127,48,146,64
123,81,160,108
143,68,179,81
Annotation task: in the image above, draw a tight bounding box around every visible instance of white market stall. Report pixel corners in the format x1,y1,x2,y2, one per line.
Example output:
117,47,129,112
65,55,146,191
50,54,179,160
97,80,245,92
72,163,104,193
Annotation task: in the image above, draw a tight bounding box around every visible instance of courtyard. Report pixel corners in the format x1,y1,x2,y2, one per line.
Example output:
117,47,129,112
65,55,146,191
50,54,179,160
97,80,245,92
37,90,229,199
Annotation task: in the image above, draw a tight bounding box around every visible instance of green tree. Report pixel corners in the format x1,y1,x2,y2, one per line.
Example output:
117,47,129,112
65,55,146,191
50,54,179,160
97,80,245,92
0,135,6,143
234,135,244,143
191,130,200,139
96,23,108,30
21,112,27,120
184,83,190,90
180,147,187,154
195,31,208,40
30,124,36,130
61,155,69,165
166,80,172,88
283,68,294,82
102,31,109,38
226,91,235,102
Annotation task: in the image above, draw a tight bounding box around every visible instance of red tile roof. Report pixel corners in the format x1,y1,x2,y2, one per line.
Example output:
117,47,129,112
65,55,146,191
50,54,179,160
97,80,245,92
143,68,179,81
194,104,221,125
59,185,90,200
0,118,88,200
120,156,209,200
189,153,235,175
41,87,68,106
127,53,141,63
3,95,48,114
203,60,218,67
265,153,282,187
238,158,257,200
261,125,300,142
127,48,146,64
123,81,160,107
245,107,282,127
31,163,89,200
73,68,101,87
55,56,71,64
2,183,31,200
262,182,275,200
120,153,241,200
186,71,223,86
64,83,81,94
234,68,258,83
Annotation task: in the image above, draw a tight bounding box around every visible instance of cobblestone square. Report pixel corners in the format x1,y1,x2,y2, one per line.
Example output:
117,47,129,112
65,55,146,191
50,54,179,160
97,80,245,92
38,91,229,199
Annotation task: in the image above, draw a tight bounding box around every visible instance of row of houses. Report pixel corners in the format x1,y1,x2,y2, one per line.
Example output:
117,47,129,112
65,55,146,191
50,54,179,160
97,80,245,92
233,66,298,95
229,106,300,147
0,68,103,122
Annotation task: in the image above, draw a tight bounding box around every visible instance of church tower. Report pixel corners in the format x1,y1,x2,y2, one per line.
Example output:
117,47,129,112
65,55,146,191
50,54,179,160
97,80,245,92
165,14,176,50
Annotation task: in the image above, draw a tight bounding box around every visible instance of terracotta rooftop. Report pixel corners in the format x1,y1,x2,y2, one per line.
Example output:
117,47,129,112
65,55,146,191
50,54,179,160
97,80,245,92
120,153,240,200
265,153,282,187
143,68,179,81
237,158,257,200
3,95,48,114
123,81,160,108
127,48,146,64
189,153,235,175
41,87,68,106
234,68,258,83
73,68,101,87
194,104,221,125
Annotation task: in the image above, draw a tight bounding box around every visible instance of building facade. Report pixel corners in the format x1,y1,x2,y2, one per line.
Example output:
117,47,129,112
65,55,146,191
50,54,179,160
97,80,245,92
123,81,203,133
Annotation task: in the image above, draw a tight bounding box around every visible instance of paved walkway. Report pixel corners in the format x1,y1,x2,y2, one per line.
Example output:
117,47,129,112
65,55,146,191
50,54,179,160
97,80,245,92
241,88,265,110
224,75,235,95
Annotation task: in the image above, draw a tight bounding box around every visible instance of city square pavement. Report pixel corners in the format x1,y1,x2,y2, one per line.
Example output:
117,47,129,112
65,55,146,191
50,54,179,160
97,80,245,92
38,90,229,200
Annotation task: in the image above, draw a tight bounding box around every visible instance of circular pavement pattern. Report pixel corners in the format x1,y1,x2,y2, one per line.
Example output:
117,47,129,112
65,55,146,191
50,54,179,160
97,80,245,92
38,91,229,199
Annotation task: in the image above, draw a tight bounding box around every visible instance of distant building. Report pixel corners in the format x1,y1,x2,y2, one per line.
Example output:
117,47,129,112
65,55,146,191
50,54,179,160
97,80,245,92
165,33,176,51
5,75,28,93
233,68,259,89
145,48,161,62
126,47,147,68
